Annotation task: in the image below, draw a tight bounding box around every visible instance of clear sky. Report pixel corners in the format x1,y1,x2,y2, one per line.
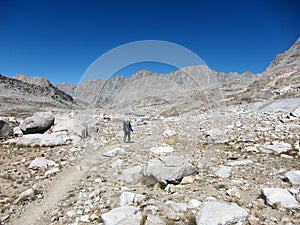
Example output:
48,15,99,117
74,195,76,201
1,0,300,84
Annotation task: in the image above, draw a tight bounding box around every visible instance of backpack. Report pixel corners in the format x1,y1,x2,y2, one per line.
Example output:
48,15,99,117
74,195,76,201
123,120,131,132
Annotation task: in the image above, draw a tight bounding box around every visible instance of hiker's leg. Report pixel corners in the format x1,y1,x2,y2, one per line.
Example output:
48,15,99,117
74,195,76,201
123,132,126,143
128,132,131,143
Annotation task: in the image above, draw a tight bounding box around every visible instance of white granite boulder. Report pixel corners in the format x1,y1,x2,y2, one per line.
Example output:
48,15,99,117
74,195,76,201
162,130,176,137
150,145,174,154
205,129,229,144
52,118,86,137
165,200,188,212
196,201,248,225
120,192,146,206
20,112,54,134
291,106,300,117
29,157,56,169
285,170,300,185
102,147,125,158
66,210,77,218
101,206,138,225
45,167,60,176
119,166,143,183
14,188,35,204
261,188,299,208
227,160,253,166
13,127,23,136
142,155,197,185
261,141,291,154
111,159,123,169
116,212,143,225
144,214,166,225
17,133,66,147
215,166,232,178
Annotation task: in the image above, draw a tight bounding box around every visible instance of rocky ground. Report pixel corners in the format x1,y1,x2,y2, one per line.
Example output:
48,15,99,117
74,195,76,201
0,98,300,225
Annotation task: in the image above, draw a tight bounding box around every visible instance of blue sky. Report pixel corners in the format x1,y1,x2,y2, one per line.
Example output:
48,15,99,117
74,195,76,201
1,0,300,84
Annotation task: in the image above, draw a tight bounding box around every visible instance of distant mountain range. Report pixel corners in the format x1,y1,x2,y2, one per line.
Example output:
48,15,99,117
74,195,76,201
1,37,299,115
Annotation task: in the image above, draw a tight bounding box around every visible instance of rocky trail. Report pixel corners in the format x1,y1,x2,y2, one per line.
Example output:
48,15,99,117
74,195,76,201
9,141,121,225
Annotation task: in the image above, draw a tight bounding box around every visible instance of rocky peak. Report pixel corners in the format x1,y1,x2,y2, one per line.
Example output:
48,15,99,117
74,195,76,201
266,37,300,73
13,73,52,87
129,69,152,81
0,73,74,114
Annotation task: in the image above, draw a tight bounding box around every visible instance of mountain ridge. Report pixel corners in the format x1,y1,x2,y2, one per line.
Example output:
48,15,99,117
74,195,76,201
1,37,299,114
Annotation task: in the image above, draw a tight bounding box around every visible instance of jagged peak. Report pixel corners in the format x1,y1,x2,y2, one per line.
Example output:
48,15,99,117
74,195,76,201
266,36,300,72
129,69,152,80
13,73,52,87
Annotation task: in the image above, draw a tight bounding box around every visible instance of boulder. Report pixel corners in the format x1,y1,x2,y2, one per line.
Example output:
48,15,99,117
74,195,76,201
144,214,166,225
17,133,66,147
80,215,90,222
142,155,197,185
29,157,56,169
13,127,23,136
45,167,60,176
52,118,86,137
188,199,201,209
291,106,300,117
66,210,77,218
226,187,241,199
52,131,79,143
165,200,188,212
102,147,125,158
285,170,300,185
162,130,176,137
181,175,195,184
119,166,143,183
215,166,232,178
20,112,55,134
111,159,123,169
116,212,143,225
205,129,229,144
120,192,135,206
150,145,174,154
14,188,35,204
261,188,299,208
227,160,253,166
244,146,259,153
196,201,248,225
261,141,291,154
120,192,146,206
101,206,138,225
0,120,13,137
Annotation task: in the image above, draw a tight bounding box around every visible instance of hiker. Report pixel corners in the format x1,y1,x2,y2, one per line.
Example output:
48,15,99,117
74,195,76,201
123,120,133,143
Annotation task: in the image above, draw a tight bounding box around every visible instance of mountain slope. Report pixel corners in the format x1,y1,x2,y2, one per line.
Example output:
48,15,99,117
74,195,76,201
229,37,300,103
0,74,74,115
54,83,76,96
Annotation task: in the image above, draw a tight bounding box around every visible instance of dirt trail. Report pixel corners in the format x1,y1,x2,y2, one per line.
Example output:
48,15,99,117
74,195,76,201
9,143,116,225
